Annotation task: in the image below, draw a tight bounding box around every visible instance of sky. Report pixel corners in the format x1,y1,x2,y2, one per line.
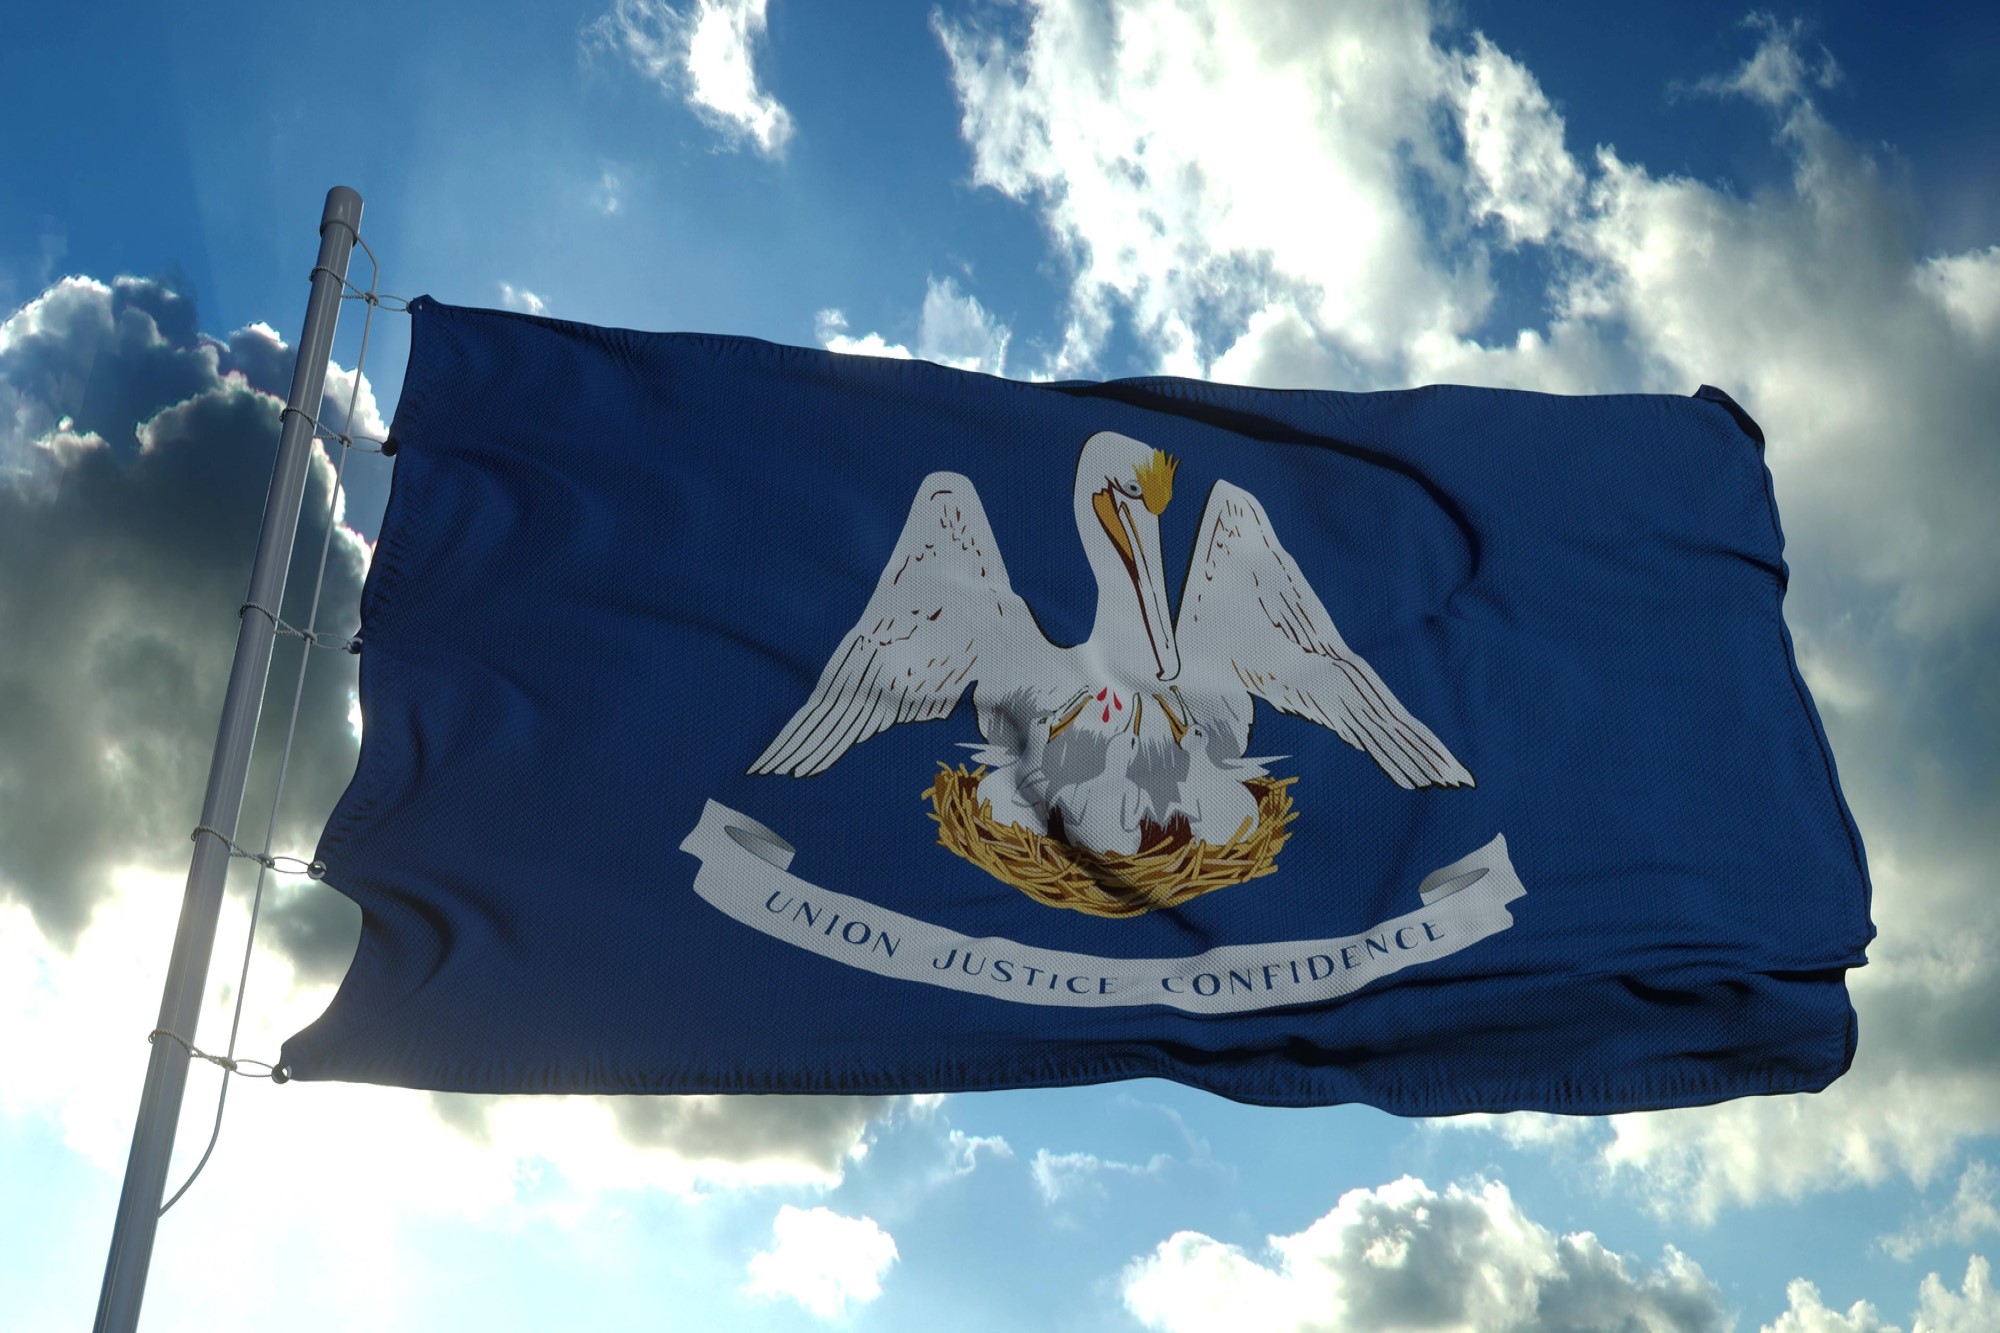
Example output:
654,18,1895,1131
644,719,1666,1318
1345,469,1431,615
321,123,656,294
3,0,1999,1328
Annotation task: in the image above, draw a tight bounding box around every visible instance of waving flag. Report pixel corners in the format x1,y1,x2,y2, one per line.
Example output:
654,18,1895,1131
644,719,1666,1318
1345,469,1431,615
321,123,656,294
279,297,1871,1113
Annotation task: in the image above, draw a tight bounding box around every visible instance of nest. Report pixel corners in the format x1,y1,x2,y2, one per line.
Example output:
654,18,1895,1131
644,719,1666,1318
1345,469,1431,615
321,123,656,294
923,764,1298,918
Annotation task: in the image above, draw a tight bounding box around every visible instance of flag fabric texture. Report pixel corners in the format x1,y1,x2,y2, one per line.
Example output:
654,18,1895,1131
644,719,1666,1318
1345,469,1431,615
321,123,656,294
279,296,1872,1113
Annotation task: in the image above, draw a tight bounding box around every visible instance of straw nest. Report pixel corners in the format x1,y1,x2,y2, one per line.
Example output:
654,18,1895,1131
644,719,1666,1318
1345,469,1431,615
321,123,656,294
923,764,1298,918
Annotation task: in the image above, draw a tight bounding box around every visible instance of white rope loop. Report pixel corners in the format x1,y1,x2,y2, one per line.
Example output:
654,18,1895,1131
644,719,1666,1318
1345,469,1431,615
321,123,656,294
277,402,393,456
310,231,410,312
238,600,361,654
157,219,411,1217
147,1029,278,1080
187,825,326,880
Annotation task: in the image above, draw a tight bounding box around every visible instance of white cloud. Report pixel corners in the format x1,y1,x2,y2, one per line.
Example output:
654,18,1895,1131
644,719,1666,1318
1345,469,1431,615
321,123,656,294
1030,1146,1169,1204
0,865,896,1208
938,0,2000,621
916,276,1011,373
816,307,915,360
942,1128,1012,1179
0,877,559,1322
1761,1278,1900,1333
1915,246,2000,342
1596,851,2000,1224
1690,14,1842,109
1908,1257,2000,1333
588,0,794,157
938,0,1475,379
940,0,2000,1224
497,282,549,316
1881,1161,2000,1262
0,868,907,1328
1760,1258,2000,1333
1120,1174,2000,1333
1450,34,1583,246
817,277,1011,375
743,1205,898,1319
1434,1112,1598,1152
1121,1175,1730,1333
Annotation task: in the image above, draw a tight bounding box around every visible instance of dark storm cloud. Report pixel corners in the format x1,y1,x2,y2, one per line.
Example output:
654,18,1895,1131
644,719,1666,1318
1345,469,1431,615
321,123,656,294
0,275,367,982
1,278,216,465
0,274,911,1171
424,1091,908,1174
610,1093,902,1170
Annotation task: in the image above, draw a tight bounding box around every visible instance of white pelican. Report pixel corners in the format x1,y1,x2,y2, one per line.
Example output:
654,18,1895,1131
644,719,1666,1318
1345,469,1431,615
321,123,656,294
749,431,1472,854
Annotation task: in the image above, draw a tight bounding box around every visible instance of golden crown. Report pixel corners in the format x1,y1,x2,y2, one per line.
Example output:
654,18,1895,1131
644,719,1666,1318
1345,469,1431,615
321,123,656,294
1134,449,1179,516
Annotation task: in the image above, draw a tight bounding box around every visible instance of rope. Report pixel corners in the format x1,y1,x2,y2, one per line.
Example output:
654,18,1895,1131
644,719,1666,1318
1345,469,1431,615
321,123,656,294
238,601,361,654
147,1029,279,1080
277,403,393,455
311,233,411,312
188,826,324,880
158,221,396,1217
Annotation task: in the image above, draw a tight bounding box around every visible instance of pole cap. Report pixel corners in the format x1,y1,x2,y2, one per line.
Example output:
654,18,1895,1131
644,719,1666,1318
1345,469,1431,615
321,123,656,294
321,186,365,237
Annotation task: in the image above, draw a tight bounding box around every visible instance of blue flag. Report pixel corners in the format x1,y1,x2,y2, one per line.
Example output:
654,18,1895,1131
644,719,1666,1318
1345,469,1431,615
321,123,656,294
280,296,1871,1113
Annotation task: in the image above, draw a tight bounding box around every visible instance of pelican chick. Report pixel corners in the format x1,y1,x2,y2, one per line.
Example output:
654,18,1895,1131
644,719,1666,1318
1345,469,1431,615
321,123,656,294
1171,722,1263,846
1052,733,1154,857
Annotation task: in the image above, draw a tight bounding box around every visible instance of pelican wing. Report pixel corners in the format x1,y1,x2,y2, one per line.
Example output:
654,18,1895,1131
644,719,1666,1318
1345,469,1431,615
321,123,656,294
1176,481,1473,790
749,472,1057,777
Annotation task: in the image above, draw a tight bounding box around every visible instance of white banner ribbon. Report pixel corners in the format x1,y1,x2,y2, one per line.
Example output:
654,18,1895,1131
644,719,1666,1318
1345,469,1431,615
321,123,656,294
680,800,1524,1014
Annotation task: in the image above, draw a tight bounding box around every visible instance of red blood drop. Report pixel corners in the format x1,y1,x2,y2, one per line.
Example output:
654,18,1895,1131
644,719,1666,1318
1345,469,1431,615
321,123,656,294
1095,687,1108,701
1101,706,1111,723
1113,693,1122,710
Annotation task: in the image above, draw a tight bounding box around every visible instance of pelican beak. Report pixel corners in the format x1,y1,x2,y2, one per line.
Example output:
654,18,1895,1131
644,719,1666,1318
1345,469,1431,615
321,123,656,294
1093,487,1181,681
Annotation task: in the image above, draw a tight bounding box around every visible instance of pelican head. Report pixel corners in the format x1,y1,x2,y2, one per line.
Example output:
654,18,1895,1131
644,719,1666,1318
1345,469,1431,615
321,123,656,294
1074,431,1181,681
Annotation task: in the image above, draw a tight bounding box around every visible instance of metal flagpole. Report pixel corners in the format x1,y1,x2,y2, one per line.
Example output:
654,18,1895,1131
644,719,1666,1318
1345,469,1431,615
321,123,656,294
94,185,365,1333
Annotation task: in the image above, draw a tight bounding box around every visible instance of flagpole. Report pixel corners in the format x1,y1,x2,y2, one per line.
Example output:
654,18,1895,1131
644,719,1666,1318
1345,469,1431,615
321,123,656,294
94,185,364,1333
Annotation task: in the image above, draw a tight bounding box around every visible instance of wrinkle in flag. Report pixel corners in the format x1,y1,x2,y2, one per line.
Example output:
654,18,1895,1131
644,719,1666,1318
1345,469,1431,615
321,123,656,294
279,296,1873,1113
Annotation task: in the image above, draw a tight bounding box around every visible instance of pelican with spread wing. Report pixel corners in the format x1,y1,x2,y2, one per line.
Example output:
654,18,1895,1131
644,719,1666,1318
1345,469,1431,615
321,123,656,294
749,431,1471,859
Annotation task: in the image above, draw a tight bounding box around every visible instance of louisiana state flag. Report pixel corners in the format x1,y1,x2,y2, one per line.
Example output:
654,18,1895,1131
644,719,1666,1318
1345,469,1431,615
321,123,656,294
279,296,1872,1113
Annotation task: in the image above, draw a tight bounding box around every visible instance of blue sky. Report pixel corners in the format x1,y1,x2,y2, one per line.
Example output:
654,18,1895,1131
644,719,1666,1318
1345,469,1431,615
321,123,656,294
4,2,1999,1329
